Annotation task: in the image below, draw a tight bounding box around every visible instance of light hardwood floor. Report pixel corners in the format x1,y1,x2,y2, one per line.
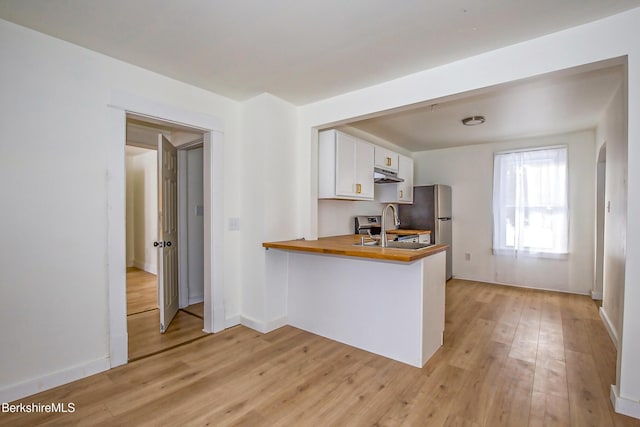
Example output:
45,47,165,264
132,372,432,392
3,279,639,426
182,302,204,319
126,267,157,315
126,267,206,361
127,309,207,361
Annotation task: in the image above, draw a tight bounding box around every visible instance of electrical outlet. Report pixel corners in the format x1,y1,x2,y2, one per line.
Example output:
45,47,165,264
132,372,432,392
465,253,471,261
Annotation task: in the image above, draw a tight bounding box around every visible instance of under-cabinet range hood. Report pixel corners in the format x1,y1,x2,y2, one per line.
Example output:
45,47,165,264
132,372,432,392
374,167,404,184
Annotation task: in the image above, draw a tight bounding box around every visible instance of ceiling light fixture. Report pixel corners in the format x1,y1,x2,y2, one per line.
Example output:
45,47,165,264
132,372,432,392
461,115,486,126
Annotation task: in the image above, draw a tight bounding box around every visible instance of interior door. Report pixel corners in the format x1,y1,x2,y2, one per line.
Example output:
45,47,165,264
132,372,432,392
157,134,179,333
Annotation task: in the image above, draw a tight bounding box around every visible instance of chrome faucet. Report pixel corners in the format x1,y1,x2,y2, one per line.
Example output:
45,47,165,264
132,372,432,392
381,204,400,248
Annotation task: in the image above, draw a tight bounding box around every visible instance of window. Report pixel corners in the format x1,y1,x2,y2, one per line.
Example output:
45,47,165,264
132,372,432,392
492,146,568,257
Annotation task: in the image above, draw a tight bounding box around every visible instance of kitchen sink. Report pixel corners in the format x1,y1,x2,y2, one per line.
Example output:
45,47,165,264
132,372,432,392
353,241,434,250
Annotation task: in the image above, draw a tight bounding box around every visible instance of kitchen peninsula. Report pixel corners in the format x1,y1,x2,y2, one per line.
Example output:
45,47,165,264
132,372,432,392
262,235,447,367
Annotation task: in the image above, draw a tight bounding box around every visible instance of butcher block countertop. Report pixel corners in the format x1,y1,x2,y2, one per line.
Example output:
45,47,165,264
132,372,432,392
385,229,431,235
262,234,447,263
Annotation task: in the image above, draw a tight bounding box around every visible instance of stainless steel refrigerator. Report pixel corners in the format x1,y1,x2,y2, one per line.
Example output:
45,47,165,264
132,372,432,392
398,185,452,280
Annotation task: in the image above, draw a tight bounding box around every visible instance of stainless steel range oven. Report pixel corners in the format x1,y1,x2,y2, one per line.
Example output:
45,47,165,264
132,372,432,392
355,216,420,242
355,216,382,236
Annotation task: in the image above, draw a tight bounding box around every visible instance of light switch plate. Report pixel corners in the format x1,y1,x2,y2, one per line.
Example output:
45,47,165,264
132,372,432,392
228,217,240,231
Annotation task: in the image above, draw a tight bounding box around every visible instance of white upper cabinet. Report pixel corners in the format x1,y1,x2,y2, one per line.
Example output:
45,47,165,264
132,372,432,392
377,153,414,204
374,146,399,172
397,154,414,203
319,130,375,200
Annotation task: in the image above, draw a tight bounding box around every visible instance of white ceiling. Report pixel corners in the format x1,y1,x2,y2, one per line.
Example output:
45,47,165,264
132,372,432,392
0,0,638,105
349,61,624,151
0,1,633,151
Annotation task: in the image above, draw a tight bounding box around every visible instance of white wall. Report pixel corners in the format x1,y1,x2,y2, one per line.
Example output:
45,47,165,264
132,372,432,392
126,149,158,274
317,198,404,237
318,200,383,237
3,6,640,416
241,93,298,330
596,82,627,349
413,131,595,294
297,8,640,416
0,18,242,401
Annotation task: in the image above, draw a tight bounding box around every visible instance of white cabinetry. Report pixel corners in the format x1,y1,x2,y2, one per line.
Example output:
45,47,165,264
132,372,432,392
418,233,431,244
319,130,375,200
398,154,414,203
375,146,399,172
377,153,414,204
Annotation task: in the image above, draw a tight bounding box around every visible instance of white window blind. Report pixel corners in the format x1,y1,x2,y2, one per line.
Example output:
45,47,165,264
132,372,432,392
492,146,568,257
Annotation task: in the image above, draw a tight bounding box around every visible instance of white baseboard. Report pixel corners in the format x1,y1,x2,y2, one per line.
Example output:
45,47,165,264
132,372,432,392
240,315,288,334
240,315,267,333
132,260,157,275
599,307,619,350
451,274,591,296
611,385,640,419
109,331,128,368
188,295,204,306
0,357,110,403
225,315,241,329
265,317,288,332
592,290,603,300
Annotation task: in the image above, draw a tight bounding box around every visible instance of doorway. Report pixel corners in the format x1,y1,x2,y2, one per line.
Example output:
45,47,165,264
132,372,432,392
124,118,208,360
108,91,226,368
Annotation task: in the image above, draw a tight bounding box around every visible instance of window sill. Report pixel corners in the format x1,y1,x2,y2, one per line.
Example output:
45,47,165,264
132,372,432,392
492,248,568,260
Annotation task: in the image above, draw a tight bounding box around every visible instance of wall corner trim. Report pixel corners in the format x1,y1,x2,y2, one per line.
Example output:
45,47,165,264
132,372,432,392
611,385,640,420
600,306,620,350
240,316,288,334
224,315,241,329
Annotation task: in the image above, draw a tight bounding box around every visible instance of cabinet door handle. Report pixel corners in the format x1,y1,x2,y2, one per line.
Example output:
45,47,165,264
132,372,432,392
356,183,362,194
386,157,392,166
400,190,403,199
